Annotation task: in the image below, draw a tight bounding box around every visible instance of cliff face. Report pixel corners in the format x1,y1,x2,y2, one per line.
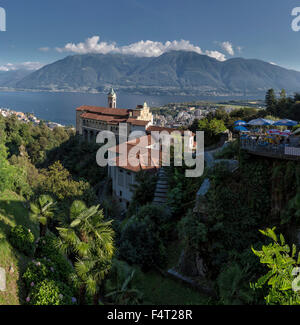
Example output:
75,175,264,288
179,154,300,280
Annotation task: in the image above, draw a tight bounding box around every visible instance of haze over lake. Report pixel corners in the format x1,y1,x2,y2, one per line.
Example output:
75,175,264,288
0,91,257,126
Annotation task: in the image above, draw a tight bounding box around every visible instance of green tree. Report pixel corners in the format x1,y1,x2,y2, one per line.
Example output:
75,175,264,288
105,262,143,305
57,201,114,304
30,194,56,237
252,228,300,305
217,263,254,305
197,118,227,146
39,161,95,203
265,89,277,115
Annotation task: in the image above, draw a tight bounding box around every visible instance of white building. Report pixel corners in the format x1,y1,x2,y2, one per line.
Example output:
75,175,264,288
108,135,161,210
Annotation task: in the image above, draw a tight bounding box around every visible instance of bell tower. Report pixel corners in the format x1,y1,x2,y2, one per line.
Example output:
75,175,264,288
108,88,117,108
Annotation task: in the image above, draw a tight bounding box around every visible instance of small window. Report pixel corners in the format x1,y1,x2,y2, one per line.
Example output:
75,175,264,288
120,191,122,197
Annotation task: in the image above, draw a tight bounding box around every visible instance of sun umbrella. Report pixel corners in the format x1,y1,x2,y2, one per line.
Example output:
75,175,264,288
234,120,247,126
247,118,274,126
267,129,281,135
234,126,249,132
274,119,298,126
281,130,292,136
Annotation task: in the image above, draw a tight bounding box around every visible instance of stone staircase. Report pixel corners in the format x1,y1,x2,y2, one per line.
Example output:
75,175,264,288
153,168,169,205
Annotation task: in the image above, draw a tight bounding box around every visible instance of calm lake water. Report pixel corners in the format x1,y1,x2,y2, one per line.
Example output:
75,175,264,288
0,91,255,126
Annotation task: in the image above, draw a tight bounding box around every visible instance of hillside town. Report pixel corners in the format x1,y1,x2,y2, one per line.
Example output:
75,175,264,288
152,101,264,128
0,107,64,129
2,0,300,311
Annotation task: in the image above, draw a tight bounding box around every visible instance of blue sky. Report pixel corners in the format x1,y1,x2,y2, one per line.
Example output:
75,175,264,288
1,0,300,71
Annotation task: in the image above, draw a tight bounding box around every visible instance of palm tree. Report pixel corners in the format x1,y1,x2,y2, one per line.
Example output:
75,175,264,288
30,194,55,237
105,270,143,305
56,200,114,305
217,263,254,305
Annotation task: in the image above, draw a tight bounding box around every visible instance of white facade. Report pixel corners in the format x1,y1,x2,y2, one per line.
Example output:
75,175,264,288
108,165,137,210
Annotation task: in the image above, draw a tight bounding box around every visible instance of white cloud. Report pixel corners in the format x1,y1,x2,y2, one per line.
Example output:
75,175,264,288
56,36,227,61
56,36,117,55
219,41,235,56
118,39,203,57
205,50,226,62
0,62,44,72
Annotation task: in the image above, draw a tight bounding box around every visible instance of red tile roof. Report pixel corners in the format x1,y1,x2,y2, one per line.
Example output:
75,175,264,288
147,125,183,134
112,149,161,172
109,135,162,172
77,105,130,117
147,126,194,136
80,113,116,122
80,113,129,125
127,118,151,126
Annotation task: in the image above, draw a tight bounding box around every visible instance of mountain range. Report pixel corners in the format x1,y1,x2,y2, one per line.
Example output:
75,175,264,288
3,51,300,96
0,70,32,88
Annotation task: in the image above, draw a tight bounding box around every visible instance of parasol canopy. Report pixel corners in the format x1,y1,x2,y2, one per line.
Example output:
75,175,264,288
273,119,298,126
234,120,247,126
267,129,281,135
247,118,274,126
234,126,249,132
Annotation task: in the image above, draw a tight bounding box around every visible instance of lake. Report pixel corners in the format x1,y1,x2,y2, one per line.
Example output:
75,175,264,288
0,90,255,126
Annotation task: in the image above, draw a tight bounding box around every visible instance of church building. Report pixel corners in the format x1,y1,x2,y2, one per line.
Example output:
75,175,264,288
76,88,153,142
75,88,195,211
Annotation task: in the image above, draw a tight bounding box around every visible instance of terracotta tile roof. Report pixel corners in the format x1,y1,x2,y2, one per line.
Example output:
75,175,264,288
108,119,127,125
127,118,151,126
109,135,155,155
80,113,129,125
80,113,116,122
147,125,195,136
112,149,161,172
108,135,162,172
77,105,130,117
147,125,183,135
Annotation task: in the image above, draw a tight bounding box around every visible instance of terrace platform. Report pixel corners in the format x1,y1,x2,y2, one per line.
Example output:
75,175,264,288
241,139,300,161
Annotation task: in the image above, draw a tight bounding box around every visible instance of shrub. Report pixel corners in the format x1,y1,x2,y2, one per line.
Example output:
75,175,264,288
35,233,74,282
137,204,172,229
9,225,35,256
22,258,58,289
28,280,75,305
214,141,239,160
119,217,166,270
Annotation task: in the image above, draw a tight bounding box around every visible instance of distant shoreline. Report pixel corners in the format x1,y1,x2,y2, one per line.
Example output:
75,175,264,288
0,86,267,99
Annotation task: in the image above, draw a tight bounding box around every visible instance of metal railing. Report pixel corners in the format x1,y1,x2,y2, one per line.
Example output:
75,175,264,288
240,138,300,160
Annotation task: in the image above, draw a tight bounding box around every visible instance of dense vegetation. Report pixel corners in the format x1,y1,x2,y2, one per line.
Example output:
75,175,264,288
0,114,206,305
1,88,300,305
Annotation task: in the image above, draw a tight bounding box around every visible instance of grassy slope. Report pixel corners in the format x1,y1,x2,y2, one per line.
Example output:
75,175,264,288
0,191,38,305
135,270,210,305
135,241,211,305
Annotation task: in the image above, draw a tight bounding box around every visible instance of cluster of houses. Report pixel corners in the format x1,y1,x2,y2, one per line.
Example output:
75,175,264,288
153,104,245,129
76,89,196,210
0,107,64,129
153,107,212,128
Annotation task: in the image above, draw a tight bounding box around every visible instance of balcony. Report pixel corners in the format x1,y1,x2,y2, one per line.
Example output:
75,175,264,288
240,138,300,161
